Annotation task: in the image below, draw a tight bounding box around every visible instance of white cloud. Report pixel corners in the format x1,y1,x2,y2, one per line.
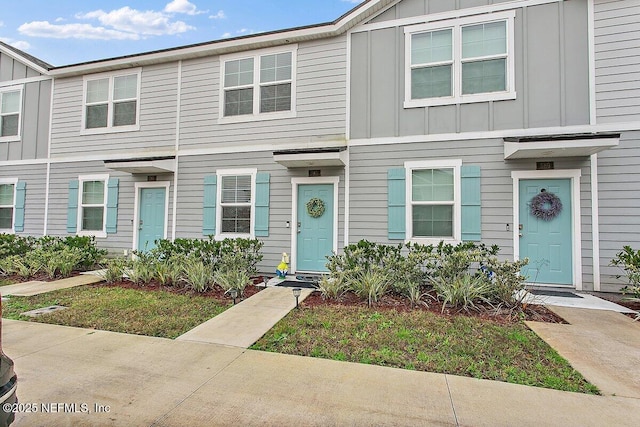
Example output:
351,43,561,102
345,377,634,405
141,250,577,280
55,17,65,22
221,32,231,38
19,21,139,40
164,0,206,16
209,10,225,20
77,7,194,36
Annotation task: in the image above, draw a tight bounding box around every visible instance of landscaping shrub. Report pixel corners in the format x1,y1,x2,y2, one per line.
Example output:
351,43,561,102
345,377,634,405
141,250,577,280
610,245,640,298
127,252,155,285
99,257,129,284
0,233,35,258
181,256,213,292
151,237,263,274
154,255,185,287
213,251,252,296
326,239,527,311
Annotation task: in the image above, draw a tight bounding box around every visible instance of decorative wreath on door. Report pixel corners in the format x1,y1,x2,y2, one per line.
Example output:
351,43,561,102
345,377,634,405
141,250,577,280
529,191,563,221
306,197,325,218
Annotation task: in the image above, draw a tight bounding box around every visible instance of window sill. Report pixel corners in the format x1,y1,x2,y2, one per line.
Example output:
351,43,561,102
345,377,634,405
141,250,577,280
217,111,296,125
404,91,516,108
215,232,254,240
77,230,107,239
406,237,461,246
0,136,20,144
80,124,140,136
0,228,15,235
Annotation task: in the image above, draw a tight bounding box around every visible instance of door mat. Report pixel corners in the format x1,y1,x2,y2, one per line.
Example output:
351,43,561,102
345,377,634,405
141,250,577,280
528,289,583,298
275,280,317,289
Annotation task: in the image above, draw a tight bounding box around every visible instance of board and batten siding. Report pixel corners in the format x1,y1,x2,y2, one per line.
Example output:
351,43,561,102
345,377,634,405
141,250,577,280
49,63,178,158
596,131,640,292
176,152,345,273
350,1,589,139
179,35,347,150
349,141,596,288
0,163,47,236
0,51,42,82
594,0,640,123
47,161,174,253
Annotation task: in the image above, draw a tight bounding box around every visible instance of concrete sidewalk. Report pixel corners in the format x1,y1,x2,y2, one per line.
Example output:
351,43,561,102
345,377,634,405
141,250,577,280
1,272,103,297
527,305,640,399
177,286,313,347
4,319,638,427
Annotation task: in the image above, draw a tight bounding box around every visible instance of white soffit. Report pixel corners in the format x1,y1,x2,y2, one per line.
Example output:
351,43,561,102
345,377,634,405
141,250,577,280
104,158,175,174
504,135,620,160
274,149,347,168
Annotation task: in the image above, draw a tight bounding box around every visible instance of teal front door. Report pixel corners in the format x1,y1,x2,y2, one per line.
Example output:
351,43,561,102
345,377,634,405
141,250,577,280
297,184,334,272
519,179,572,285
138,187,166,252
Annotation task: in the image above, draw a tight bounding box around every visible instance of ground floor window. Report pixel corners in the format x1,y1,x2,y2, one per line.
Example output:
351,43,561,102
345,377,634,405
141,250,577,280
405,160,461,242
78,175,108,234
0,182,15,230
217,169,256,237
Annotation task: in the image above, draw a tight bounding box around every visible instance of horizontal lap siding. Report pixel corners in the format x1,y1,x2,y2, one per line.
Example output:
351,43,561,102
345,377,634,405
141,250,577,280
47,161,174,253
349,141,594,286
597,131,640,292
179,36,347,149
50,63,178,158
0,163,46,236
177,153,345,273
595,0,640,122
351,2,589,140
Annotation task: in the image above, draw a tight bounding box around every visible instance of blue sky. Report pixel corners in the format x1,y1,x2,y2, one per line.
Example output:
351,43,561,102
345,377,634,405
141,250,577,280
0,0,365,67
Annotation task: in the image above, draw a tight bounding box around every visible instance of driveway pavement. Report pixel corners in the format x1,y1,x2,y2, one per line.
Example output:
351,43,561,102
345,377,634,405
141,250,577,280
4,320,639,427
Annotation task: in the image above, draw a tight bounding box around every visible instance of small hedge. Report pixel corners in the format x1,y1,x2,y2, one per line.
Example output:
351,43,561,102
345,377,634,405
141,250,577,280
324,240,529,311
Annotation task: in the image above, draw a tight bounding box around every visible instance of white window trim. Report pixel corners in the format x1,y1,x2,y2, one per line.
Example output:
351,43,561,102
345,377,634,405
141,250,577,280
77,174,109,238
132,181,170,252
215,168,257,239
81,68,142,135
404,10,516,108
218,45,298,124
404,159,462,244
0,177,18,234
0,85,23,143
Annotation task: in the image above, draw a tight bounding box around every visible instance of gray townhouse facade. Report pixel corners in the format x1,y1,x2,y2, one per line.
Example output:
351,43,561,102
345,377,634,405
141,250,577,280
1,0,639,292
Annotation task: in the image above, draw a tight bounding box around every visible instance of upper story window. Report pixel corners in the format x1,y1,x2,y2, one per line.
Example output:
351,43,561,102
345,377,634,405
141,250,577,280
0,86,22,141
0,181,16,231
219,46,297,123
405,11,515,108
83,69,141,134
78,175,108,237
216,168,256,238
405,160,461,243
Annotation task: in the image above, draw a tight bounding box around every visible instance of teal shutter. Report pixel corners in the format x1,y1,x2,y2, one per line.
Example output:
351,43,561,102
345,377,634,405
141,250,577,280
106,178,119,234
14,181,26,232
203,175,217,236
255,172,270,237
388,168,406,240
67,180,79,233
461,165,481,241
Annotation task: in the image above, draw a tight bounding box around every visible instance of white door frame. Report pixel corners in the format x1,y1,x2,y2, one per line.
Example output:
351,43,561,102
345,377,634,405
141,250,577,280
291,176,339,273
511,169,582,290
132,181,170,252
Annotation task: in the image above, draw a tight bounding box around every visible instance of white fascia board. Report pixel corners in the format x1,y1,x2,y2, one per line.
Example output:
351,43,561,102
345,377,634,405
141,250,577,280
0,45,50,75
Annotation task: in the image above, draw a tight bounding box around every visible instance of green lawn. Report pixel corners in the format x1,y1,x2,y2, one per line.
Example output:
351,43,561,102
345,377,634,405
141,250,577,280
2,285,230,339
252,305,599,394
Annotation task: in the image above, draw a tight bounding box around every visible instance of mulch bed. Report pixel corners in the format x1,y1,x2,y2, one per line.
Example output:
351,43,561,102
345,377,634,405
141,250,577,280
590,292,640,321
300,291,566,325
3,271,82,283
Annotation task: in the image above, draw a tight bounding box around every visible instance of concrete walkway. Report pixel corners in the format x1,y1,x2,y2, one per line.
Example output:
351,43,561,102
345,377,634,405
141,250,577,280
177,286,313,347
4,319,639,427
0,272,103,297
527,305,640,399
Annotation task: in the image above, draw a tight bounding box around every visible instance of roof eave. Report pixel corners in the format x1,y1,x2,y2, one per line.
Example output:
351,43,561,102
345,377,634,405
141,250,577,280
49,0,394,78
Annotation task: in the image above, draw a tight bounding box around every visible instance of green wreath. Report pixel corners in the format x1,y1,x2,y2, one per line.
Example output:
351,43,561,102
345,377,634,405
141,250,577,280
306,197,325,218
